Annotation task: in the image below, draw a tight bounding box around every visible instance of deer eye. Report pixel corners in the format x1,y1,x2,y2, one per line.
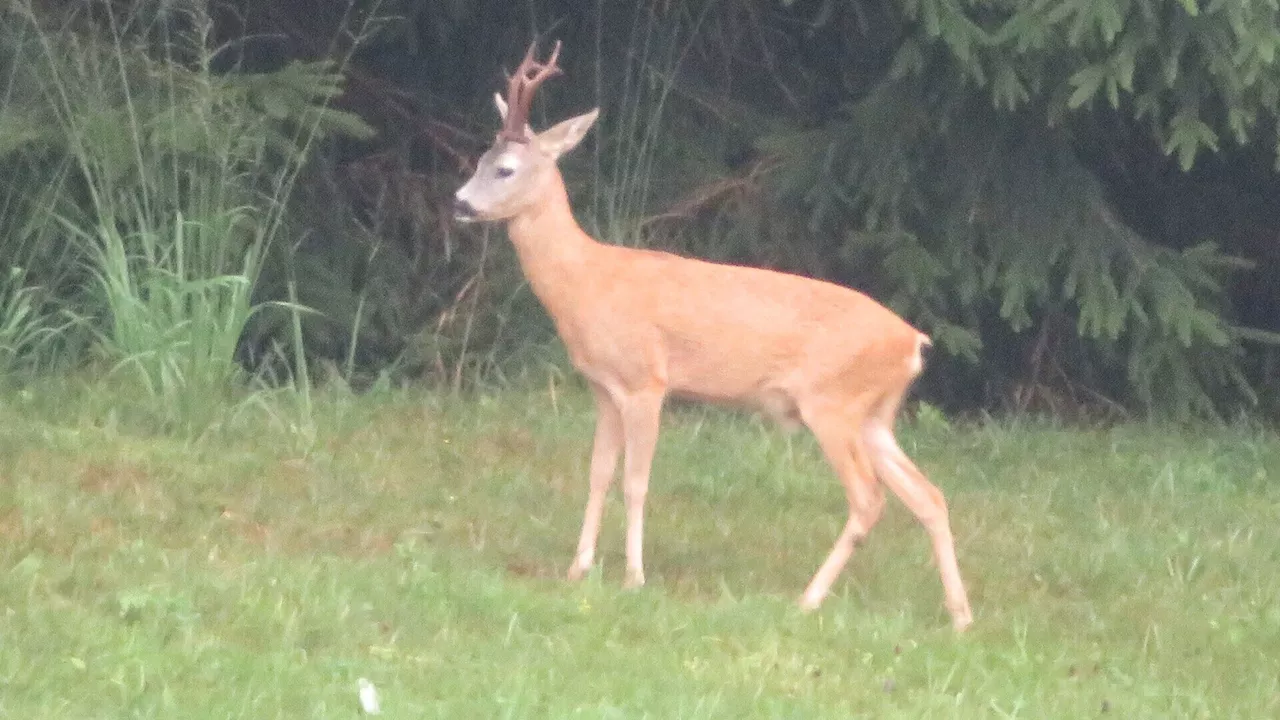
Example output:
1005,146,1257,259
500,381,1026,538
496,166,515,179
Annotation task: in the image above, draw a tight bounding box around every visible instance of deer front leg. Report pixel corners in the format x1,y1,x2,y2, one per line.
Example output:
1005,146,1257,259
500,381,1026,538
619,389,664,589
567,383,624,581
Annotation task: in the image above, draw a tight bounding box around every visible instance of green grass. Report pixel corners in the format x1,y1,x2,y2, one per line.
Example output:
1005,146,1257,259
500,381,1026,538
1,379,1278,718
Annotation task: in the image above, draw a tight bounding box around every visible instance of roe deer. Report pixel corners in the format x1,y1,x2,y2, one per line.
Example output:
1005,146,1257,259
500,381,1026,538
453,40,973,631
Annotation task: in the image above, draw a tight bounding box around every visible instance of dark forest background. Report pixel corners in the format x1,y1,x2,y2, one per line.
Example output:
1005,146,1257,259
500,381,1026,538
2,0,1279,424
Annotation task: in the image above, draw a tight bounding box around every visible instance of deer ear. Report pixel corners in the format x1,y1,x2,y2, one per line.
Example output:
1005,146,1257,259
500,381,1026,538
535,108,600,159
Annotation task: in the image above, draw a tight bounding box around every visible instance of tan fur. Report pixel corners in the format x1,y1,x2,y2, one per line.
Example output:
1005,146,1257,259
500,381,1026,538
454,65,973,631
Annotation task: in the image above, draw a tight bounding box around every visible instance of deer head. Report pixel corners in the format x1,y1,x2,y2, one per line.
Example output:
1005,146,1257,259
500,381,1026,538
454,40,600,223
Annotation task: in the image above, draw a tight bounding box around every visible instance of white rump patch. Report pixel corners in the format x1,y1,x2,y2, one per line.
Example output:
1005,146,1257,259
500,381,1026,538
907,339,925,376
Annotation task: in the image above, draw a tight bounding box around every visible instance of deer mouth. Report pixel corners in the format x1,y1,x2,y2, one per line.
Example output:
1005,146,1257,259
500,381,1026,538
453,196,481,222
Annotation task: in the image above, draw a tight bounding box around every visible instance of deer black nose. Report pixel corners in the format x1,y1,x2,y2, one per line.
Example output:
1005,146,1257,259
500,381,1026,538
453,196,477,220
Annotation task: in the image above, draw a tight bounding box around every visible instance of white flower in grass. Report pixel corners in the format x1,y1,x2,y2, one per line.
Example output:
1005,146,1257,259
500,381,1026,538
357,677,381,715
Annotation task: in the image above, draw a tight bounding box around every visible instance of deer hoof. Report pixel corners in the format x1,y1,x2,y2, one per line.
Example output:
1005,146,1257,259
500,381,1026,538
797,592,824,612
623,568,645,589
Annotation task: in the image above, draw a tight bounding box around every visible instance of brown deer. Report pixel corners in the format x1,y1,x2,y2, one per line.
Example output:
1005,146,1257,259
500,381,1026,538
453,40,973,631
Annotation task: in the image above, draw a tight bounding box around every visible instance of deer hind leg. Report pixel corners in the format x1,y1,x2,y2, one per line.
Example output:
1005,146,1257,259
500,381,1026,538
798,402,886,611
864,392,973,631
567,382,624,581
618,387,665,589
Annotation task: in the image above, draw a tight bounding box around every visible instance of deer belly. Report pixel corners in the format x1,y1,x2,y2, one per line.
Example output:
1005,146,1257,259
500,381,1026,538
671,384,803,431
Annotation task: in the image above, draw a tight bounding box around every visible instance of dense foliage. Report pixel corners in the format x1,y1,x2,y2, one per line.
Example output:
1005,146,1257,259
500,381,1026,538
2,0,1278,422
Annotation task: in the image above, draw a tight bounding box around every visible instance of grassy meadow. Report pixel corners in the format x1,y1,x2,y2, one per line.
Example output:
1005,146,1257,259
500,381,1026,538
3,3,1280,717
1,378,1278,718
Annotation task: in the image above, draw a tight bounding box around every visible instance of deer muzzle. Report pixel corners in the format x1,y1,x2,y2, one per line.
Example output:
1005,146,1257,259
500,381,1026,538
453,195,479,222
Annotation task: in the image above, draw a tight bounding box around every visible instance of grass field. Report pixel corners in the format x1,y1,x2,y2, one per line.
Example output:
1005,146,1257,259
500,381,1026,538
2,378,1278,718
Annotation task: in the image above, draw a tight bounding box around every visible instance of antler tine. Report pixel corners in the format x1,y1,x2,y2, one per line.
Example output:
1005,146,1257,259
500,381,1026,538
542,40,562,73
499,40,564,142
520,39,563,107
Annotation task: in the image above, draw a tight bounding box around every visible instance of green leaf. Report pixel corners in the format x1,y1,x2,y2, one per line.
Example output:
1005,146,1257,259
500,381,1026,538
1162,113,1219,171
1067,65,1105,108
888,38,927,81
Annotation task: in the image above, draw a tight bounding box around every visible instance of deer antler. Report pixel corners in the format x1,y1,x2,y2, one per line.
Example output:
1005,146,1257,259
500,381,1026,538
498,40,563,143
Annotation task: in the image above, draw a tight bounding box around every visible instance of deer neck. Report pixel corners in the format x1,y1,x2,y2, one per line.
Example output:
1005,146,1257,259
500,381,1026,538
505,171,599,319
